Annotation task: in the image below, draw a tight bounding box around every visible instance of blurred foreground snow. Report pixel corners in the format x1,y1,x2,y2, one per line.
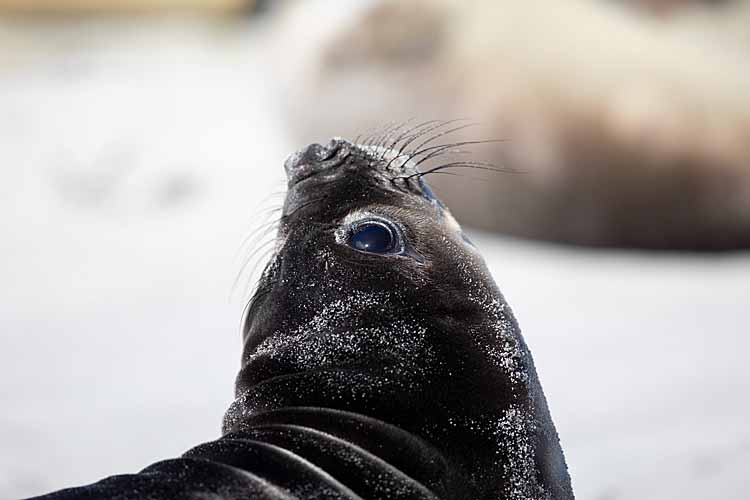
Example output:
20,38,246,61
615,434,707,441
0,14,748,500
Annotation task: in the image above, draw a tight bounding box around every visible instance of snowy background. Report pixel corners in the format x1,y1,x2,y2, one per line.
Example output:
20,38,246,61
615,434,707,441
1,10,749,500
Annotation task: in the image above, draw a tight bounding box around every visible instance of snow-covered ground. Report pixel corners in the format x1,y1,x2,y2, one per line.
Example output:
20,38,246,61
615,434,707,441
0,14,748,500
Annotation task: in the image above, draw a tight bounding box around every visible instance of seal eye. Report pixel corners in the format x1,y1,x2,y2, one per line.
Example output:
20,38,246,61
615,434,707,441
349,221,397,254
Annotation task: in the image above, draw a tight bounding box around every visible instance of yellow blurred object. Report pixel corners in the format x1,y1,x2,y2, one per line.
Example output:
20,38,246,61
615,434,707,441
0,0,253,13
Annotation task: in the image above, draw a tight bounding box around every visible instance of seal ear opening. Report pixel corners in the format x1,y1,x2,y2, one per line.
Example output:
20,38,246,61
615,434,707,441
417,176,448,211
461,232,476,248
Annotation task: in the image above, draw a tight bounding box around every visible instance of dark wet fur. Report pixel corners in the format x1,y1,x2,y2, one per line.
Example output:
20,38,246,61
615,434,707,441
28,126,573,500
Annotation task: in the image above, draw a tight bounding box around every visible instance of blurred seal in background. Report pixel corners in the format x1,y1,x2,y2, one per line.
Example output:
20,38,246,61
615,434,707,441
273,0,750,250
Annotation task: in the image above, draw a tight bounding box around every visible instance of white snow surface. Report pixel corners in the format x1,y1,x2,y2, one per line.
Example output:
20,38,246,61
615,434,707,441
0,14,749,500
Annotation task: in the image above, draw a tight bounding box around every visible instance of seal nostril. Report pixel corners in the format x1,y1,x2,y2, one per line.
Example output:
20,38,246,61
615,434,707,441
284,139,351,184
302,140,340,163
324,138,344,159
303,143,325,162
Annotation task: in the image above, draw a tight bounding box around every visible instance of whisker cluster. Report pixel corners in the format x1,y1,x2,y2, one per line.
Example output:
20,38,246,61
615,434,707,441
232,185,285,304
353,119,513,183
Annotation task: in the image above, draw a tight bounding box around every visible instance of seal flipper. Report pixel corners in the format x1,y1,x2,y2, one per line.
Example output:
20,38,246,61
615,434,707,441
239,406,456,497
230,425,438,500
29,457,296,500
183,438,364,499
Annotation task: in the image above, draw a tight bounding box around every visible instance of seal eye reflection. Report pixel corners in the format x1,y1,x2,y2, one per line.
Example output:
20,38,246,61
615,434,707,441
349,221,398,254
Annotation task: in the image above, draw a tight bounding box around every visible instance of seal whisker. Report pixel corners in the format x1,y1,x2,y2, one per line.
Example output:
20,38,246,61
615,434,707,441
358,123,381,148
411,144,507,172
241,246,281,301
233,201,284,280
232,235,280,301
399,161,515,183
239,234,279,271
369,122,391,154
427,161,509,174
234,188,285,253
375,120,418,164
388,120,452,154
363,121,398,150
383,118,419,152
236,218,281,264
425,170,493,182
373,120,403,157
234,242,278,303
415,171,464,178
392,119,470,162
239,277,279,336
390,119,442,147
234,207,283,262
439,160,519,174
379,120,456,173
231,184,285,302
404,123,481,165
409,139,506,164
354,121,401,151
409,118,469,141
405,142,492,173
381,119,444,171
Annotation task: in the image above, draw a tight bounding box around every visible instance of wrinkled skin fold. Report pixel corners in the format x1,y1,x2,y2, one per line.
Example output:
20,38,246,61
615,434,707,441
29,135,574,500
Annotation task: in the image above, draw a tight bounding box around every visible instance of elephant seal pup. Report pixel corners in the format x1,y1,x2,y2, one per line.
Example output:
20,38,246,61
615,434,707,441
30,133,573,500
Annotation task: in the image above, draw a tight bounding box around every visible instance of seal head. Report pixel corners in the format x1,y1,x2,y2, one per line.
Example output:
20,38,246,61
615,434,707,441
225,138,574,499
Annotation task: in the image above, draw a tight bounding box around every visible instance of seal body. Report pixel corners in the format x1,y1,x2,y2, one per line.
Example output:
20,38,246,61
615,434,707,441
29,136,573,500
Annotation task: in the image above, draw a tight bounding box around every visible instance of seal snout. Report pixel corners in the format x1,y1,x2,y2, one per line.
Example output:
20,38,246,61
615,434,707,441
284,138,352,185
